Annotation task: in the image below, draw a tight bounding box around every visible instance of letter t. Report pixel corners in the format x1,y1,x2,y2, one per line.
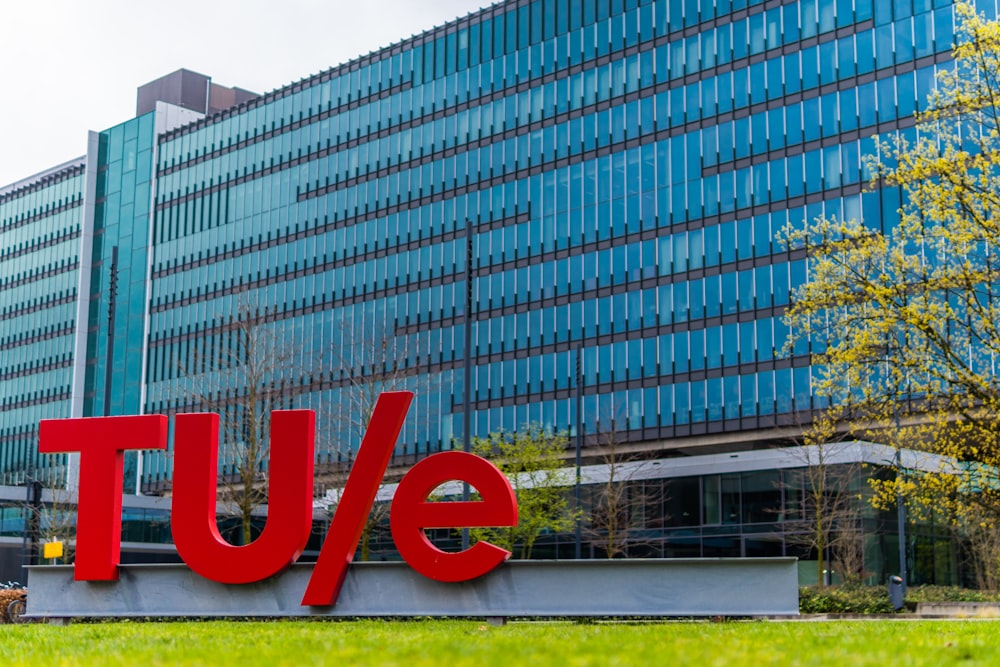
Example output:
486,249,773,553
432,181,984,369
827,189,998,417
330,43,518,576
39,416,167,580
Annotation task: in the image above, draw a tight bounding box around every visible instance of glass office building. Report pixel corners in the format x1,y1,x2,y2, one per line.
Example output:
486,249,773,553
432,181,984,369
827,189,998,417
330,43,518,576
0,0,978,581
143,0,960,475
0,160,85,486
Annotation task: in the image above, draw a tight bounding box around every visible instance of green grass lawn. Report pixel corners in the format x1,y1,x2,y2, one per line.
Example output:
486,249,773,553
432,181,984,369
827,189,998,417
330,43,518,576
0,619,998,666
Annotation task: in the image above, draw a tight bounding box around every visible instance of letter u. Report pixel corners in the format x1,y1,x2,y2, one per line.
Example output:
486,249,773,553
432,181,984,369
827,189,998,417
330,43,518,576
171,410,315,584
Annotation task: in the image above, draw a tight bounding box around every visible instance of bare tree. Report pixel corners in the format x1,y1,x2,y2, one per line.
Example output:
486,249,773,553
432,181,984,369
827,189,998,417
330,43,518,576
329,320,425,445
957,515,1000,591
584,416,666,559
181,300,305,546
325,319,433,560
17,468,77,570
785,463,866,586
34,488,78,566
780,414,867,586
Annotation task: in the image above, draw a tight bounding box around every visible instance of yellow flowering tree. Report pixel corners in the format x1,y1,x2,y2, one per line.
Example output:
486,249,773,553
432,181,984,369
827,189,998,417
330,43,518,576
782,2,1000,587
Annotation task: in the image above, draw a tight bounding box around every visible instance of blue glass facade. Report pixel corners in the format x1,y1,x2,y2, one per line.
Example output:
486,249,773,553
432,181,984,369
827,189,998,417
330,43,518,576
86,114,158,420
85,115,161,487
0,162,84,485
0,0,981,487
146,0,961,478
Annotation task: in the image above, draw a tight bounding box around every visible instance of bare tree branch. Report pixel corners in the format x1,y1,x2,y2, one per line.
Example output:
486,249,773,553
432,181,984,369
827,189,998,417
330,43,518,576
180,298,308,546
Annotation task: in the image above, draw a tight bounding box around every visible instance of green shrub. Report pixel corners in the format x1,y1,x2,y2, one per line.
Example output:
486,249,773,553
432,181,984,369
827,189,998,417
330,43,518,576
904,585,1000,603
799,585,1000,614
799,586,896,614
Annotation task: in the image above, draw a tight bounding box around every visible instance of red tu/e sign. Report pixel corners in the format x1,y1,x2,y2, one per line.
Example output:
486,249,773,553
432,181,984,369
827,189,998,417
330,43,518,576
38,392,518,607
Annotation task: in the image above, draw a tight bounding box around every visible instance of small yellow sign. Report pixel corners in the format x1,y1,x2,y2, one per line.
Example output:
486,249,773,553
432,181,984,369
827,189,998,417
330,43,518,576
43,541,64,560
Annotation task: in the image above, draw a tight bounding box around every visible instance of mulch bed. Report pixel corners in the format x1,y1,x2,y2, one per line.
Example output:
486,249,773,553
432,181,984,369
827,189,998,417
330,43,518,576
0,589,26,623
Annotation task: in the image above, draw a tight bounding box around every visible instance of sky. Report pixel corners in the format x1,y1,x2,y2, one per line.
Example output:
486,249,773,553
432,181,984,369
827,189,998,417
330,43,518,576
0,0,489,188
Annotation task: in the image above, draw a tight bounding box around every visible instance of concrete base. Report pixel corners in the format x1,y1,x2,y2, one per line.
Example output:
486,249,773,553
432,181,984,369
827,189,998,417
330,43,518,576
916,602,1000,618
25,558,799,619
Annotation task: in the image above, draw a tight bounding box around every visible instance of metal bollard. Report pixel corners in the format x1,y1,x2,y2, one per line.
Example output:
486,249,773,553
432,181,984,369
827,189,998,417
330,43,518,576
888,575,904,611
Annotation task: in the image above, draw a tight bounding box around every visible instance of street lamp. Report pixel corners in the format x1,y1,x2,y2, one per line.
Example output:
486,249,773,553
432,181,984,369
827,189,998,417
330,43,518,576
461,223,474,551
575,345,583,559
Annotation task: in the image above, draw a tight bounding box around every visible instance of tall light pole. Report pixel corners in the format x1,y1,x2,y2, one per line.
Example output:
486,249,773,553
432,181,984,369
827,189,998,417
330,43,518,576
894,427,908,598
104,245,118,418
574,345,583,559
461,223,474,551
888,328,907,596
